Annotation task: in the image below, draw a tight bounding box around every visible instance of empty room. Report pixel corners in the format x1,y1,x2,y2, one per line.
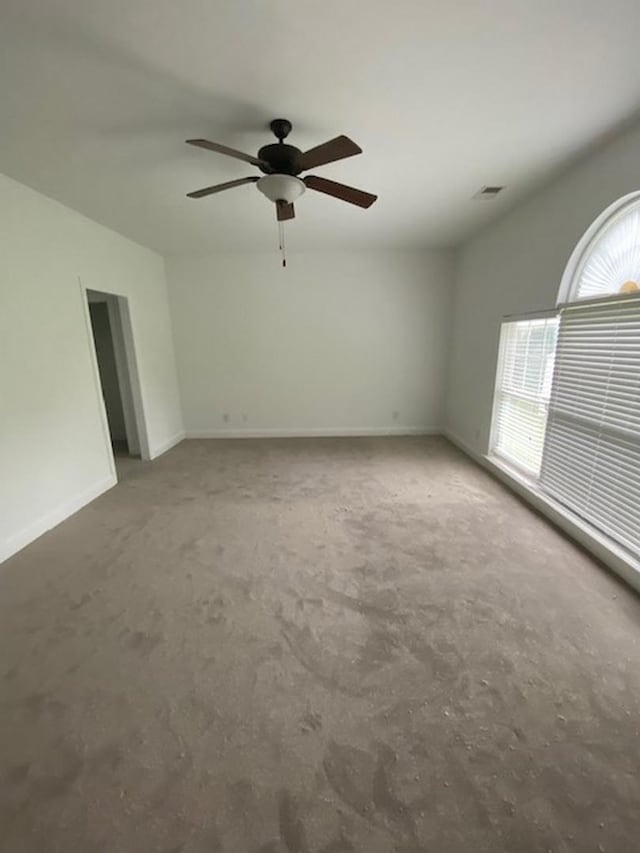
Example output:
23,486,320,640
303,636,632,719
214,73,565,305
1,2,640,851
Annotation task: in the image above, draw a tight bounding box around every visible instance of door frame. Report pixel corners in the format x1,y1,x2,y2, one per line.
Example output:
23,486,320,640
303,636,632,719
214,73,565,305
80,279,151,473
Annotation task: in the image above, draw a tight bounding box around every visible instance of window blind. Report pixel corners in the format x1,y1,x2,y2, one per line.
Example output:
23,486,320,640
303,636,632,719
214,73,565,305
540,295,640,559
492,316,558,476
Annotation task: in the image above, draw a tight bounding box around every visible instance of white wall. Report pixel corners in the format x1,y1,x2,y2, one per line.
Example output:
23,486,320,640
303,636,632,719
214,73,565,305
166,250,452,436
446,120,640,454
0,172,183,562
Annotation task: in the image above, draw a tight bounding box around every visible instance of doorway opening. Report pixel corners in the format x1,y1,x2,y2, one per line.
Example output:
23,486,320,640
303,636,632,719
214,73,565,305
86,290,148,467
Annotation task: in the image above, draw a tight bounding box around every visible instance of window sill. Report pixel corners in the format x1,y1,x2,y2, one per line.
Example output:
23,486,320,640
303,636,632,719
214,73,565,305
486,453,640,593
443,432,640,594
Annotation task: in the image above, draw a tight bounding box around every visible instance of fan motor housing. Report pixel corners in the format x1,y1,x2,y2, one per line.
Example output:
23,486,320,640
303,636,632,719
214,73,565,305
257,143,302,176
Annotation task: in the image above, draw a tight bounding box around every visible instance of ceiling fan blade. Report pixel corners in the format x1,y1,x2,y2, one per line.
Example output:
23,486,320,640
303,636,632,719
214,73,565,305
276,201,295,221
186,138,266,167
296,135,362,172
303,175,377,208
186,176,259,198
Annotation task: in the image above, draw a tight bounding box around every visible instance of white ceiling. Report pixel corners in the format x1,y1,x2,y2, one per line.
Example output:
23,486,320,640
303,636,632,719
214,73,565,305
2,0,640,254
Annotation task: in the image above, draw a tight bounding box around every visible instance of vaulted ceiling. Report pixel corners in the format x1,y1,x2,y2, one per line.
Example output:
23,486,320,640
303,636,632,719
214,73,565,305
2,0,640,253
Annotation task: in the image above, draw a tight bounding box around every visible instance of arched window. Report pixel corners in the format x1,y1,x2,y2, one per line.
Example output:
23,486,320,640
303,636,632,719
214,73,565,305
492,194,640,561
558,191,640,303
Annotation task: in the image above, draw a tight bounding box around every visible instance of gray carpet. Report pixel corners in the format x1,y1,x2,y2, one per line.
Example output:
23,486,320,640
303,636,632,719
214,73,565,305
1,437,639,852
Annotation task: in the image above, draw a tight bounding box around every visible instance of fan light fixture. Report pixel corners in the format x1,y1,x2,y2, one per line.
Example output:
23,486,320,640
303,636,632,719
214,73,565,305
256,174,306,204
185,119,378,266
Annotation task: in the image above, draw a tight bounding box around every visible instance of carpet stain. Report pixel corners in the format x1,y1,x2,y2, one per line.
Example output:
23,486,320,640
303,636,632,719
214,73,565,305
278,789,309,853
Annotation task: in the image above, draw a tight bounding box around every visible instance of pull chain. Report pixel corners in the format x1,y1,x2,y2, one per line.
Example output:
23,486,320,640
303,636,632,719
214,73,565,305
278,218,287,268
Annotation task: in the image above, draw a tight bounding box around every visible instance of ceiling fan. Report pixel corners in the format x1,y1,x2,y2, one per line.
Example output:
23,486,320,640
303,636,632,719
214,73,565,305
185,118,378,222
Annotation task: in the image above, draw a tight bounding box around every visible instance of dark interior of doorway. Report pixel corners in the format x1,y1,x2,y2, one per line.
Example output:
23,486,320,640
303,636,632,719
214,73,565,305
87,294,140,460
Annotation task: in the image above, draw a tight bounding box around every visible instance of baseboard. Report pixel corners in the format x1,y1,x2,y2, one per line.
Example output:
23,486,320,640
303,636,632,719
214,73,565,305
0,474,117,565
185,426,442,439
442,429,640,593
441,428,484,462
149,431,185,459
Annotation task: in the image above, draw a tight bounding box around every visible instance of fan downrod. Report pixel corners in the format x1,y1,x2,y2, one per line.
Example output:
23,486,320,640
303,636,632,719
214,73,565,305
270,118,292,142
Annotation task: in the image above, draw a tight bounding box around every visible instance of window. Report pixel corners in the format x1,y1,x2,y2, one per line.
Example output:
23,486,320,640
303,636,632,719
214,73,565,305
490,195,640,564
573,206,640,301
491,316,558,476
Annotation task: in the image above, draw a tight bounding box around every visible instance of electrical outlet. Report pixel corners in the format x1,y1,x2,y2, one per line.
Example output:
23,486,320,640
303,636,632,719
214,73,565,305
223,413,230,424
392,410,399,421
242,413,248,423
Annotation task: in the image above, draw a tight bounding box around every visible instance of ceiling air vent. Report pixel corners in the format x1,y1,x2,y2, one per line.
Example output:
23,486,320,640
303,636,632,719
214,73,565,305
473,185,505,200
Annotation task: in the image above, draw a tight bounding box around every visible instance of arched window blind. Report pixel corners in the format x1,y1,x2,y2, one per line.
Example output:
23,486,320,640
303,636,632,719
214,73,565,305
574,206,640,301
